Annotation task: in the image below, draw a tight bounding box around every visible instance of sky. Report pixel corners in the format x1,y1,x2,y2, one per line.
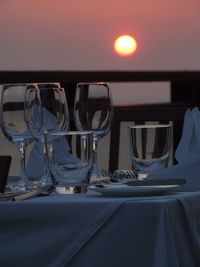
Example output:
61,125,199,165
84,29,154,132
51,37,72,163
0,0,199,104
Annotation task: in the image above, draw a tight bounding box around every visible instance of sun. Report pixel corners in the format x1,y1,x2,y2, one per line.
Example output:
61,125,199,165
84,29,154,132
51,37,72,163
114,35,137,57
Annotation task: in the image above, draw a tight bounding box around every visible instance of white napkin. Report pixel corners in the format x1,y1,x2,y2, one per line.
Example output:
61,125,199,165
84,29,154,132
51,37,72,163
26,136,71,178
26,107,72,178
148,107,200,184
175,107,200,163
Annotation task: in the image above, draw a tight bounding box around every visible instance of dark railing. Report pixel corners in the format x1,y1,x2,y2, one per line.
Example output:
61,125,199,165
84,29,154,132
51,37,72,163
1,70,200,82
1,70,200,170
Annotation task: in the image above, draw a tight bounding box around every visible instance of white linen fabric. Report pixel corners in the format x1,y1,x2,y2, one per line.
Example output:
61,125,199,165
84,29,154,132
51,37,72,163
175,107,200,163
148,107,200,184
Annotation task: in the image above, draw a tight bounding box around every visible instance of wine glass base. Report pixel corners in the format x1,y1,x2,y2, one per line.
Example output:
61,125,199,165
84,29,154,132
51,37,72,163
6,184,28,193
90,171,104,180
136,173,148,180
5,176,34,192
29,175,53,189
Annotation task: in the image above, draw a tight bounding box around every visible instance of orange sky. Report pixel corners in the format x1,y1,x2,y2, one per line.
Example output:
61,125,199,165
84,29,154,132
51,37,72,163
0,0,199,104
0,0,199,71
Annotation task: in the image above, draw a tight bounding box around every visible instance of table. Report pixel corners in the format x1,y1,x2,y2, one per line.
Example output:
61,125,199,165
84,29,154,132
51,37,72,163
0,189,200,267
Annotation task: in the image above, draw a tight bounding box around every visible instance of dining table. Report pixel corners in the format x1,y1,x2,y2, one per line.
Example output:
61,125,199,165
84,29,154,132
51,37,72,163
0,185,200,267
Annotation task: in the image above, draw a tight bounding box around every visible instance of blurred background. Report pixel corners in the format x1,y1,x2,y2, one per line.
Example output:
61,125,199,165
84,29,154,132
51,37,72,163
0,0,199,173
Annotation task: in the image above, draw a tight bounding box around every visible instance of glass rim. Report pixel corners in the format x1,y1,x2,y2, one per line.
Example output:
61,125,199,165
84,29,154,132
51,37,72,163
36,82,60,85
49,131,93,136
128,124,172,129
1,83,37,86
1,82,60,86
76,82,109,86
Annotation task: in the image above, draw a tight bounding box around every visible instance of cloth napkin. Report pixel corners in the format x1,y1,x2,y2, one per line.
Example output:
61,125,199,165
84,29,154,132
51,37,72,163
148,107,200,185
27,134,88,184
175,107,200,163
26,136,71,178
26,107,73,178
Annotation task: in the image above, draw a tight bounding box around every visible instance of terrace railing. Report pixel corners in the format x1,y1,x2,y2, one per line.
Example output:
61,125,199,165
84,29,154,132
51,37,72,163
0,70,200,170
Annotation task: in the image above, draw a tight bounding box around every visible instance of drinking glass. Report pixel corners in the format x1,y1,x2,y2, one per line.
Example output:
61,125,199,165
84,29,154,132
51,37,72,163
0,83,35,191
48,131,93,194
128,123,172,179
74,82,113,179
25,85,69,186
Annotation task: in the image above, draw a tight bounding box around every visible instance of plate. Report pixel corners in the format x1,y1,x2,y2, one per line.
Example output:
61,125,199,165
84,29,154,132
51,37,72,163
89,184,179,197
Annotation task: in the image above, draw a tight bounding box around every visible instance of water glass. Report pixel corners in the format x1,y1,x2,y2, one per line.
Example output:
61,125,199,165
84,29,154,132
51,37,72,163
128,123,172,179
48,131,93,193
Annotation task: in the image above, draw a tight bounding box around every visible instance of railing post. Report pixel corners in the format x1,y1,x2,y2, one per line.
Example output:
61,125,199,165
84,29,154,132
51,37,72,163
109,119,120,171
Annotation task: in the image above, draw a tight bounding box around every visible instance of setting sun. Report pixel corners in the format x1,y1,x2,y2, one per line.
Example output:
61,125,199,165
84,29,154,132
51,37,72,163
114,35,137,57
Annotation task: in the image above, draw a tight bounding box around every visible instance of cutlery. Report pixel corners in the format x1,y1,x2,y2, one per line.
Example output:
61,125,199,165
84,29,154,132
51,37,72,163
13,185,54,201
90,178,186,189
101,169,135,179
0,185,54,201
125,178,186,186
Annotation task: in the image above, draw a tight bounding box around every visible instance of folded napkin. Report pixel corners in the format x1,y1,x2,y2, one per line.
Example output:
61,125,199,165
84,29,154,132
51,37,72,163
26,107,74,178
147,156,200,185
26,105,84,178
148,107,200,185
26,136,71,178
175,107,200,163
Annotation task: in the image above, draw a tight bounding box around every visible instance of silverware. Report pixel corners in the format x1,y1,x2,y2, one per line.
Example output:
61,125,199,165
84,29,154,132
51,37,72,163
0,191,26,201
100,169,136,181
90,178,187,191
125,178,186,186
12,185,54,201
90,170,136,186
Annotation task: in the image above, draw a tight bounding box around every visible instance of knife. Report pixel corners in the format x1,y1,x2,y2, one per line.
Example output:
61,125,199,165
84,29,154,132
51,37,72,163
125,178,186,186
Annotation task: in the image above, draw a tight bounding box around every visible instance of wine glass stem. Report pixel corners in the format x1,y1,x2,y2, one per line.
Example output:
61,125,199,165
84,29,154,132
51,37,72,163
42,133,54,185
43,146,49,175
18,144,27,184
42,143,52,182
91,138,101,178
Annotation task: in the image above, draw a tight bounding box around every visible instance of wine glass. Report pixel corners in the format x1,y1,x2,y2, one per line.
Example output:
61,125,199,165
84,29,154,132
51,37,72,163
0,83,35,191
74,82,113,179
25,84,69,187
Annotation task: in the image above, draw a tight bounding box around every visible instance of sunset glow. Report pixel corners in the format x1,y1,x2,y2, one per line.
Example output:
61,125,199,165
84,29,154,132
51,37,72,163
114,35,137,57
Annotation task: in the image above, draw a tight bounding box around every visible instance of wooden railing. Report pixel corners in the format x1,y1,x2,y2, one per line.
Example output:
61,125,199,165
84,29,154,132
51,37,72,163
1,70,200,82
